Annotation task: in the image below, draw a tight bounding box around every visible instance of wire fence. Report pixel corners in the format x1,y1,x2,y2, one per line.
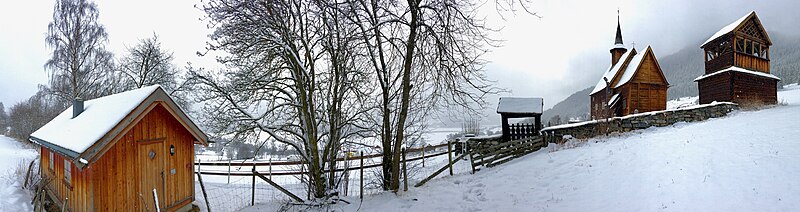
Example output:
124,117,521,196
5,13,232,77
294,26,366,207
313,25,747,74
193,143,455,212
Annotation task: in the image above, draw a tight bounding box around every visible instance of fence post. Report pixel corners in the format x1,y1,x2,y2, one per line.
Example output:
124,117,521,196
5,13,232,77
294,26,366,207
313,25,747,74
402,148,408,192
227,159,231,184
251,160,255,206
421,145,425,167
269,158,272,180
448,141,453,176
360,151,364,200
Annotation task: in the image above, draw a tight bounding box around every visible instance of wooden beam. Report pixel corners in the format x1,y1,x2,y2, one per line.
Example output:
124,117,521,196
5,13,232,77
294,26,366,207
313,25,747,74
253,171,304,202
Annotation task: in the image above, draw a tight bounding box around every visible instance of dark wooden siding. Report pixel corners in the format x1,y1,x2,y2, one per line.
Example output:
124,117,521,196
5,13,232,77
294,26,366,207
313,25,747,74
731,72,778,104
698,72,733,104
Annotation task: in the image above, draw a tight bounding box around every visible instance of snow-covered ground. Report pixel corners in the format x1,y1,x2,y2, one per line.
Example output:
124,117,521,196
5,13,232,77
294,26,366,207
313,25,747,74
242,85,800,211
0,136,38,212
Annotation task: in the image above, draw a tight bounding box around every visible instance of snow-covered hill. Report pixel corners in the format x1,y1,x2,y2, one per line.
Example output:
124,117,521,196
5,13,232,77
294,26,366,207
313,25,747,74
262,85,800,211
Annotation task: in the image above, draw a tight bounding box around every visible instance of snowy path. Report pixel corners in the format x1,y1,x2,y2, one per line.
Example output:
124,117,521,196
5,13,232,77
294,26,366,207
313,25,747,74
0,136,38,212
267,87,800,211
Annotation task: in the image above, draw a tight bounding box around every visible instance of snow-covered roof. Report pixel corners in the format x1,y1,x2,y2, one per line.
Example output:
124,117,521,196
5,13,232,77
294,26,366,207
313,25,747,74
613,47,648,89
497,97,543,114
30,85,208,163
702,11,754,47
694,66,781,81
608,93,620,106
591,49,632,95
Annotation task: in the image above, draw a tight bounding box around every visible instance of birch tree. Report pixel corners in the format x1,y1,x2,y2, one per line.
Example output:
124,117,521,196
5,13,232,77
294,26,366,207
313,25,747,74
44,0,114,107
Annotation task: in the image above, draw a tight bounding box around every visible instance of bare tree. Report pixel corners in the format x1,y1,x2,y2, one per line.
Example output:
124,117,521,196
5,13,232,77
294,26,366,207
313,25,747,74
194,0,371,200
0,102,8,134
44,0,115,107
116,34,195,108
7,89,62,141
117,34,178,91
347,0,502,191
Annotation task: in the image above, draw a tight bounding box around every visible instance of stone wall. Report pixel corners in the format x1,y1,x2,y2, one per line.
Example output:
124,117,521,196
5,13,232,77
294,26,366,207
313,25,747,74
541,102,738,143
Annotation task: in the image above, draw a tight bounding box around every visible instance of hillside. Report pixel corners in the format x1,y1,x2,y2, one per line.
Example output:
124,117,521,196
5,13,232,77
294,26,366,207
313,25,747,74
300,85,800,211
543,32,800,122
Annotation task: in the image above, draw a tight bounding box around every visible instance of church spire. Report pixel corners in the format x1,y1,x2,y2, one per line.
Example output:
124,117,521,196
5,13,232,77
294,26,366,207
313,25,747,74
615,9,624,45
610,9,628,66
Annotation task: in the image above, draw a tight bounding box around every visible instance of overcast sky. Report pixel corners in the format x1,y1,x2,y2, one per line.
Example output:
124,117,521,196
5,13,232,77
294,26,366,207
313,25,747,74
1,0,799,121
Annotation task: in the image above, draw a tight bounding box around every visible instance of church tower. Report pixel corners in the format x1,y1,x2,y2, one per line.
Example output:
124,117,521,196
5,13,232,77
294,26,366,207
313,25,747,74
610,12,627,66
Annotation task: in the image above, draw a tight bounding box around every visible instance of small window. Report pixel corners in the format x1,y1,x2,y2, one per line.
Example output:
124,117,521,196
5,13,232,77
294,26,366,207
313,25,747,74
64,160,71,183
736,38,745,52
745,40,753,55
49,152,54,171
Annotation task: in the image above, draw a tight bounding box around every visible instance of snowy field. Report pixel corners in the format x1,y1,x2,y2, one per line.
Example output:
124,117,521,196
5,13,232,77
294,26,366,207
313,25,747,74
242,85,800,211
0,136,38,212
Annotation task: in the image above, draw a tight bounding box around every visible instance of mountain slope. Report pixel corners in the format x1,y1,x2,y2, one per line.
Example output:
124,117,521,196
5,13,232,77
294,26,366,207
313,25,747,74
540,86,592,124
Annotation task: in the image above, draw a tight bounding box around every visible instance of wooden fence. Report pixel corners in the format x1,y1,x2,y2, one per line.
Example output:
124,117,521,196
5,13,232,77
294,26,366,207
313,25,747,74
508,123,538,141
468,136,545,172
194,142,452,207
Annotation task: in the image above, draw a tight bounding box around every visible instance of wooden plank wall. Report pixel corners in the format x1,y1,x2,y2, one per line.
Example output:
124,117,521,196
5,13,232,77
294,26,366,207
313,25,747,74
40,147,91,211
92,103,196,211
734,53,770,73
732,73,778,104
698,73,733,104
623,52,668,116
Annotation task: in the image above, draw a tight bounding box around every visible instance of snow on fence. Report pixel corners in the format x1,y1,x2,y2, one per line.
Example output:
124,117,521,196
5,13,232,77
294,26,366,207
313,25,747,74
193,143,452,211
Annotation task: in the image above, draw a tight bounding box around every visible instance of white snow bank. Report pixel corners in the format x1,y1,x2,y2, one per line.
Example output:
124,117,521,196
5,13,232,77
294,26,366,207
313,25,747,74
30,85,160,155
0,136,38,211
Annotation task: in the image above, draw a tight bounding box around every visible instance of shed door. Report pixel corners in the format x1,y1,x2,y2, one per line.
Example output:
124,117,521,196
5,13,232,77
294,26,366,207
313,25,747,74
139,141,165,211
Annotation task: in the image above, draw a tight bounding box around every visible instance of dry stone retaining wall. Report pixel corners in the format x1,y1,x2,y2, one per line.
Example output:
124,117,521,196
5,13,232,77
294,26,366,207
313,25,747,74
541,102,738,143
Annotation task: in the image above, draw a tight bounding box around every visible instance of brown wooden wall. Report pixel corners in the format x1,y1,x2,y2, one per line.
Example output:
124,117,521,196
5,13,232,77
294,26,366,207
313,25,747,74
731,72,778,104
40,147,92,212
90,103,196,211
623,83,667,115
734,53,770,73
705,51,734,74
590,92,608,119
698,72,733,104
621,51,668,116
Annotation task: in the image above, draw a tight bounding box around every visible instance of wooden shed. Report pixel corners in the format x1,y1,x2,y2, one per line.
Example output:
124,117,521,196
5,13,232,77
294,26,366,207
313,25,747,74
30,85,209,212
695,11,780,105
590,16,669,119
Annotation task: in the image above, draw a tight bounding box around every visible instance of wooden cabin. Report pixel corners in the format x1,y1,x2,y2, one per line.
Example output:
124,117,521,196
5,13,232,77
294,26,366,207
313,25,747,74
30,85,209,212
496,97,543,141
590,17,669,119
695,11,780,105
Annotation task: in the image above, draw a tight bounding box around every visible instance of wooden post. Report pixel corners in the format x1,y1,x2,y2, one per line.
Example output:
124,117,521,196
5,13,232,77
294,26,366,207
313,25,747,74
61,197,68,212
269,158,272,180
421,145,425,167
251,160,255,206
195,172,212,212
360,151,364,200
402,148,408,192
227,159,231,184
448,141,453,176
